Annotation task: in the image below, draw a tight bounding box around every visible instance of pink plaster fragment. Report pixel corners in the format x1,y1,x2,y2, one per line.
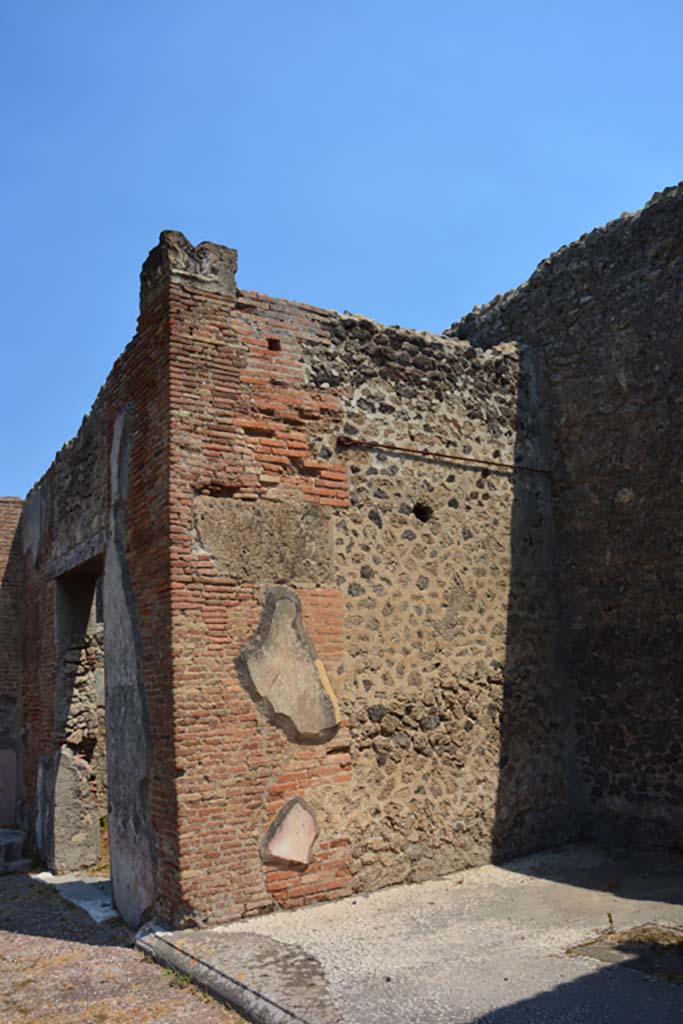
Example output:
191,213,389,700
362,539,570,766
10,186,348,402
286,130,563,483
266,801,317,866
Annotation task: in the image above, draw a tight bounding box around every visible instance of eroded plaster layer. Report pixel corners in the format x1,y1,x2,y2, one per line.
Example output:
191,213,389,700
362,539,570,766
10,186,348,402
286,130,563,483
103,407,156,926
238,587,341,743
196,496,332,584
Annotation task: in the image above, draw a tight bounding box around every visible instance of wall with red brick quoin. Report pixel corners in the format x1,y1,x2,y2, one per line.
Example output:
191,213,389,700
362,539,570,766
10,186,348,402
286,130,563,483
2,186,680,926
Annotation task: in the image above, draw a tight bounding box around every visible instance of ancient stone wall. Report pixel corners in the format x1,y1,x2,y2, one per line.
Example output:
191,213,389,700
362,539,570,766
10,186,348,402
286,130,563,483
41,575,106,873
15,283,175,925
21,392,109,831
0,497,23,826
447,183,683,848
163,268,352,925
4,193,680,929
162,233,575,925
303,319,577,879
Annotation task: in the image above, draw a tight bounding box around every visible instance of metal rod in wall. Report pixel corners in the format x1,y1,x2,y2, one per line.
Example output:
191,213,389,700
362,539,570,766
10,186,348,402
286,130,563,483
336,435,551,476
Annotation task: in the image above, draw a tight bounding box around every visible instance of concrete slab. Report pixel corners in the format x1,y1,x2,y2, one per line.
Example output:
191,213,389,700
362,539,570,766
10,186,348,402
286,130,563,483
32,871,118,924
139,847,683,1023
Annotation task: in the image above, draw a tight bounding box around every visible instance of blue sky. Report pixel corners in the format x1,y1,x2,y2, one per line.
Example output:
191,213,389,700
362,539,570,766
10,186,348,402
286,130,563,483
2,1,682,498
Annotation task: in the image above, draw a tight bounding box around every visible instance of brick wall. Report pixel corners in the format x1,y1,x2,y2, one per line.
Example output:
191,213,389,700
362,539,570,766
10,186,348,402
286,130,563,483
14,285,175,922
162,240,573,924
0,497,23,825
165,280,353,924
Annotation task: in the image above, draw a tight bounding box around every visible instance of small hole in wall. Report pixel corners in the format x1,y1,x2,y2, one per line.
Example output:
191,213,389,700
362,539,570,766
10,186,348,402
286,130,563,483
412,501,433,523
267,337,282,352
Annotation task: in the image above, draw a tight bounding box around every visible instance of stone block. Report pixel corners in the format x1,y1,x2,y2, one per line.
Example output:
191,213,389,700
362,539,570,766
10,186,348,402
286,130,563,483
53,746,99,873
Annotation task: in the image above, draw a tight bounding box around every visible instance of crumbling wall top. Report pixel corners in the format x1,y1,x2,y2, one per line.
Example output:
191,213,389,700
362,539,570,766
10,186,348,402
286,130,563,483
447,181,683,346
140,230,238,312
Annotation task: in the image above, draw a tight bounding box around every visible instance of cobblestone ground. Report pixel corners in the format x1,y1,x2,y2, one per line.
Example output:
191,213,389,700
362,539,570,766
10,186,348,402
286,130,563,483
0,874,243,1024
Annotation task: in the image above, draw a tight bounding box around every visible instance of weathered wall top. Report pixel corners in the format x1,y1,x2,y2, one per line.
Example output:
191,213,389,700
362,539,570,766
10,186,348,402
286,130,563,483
444,179,683,850
447,182,683,345
140,230,238,311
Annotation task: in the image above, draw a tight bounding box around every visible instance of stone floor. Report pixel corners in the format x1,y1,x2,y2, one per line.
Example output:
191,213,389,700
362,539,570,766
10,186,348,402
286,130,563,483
0,873,242,1024
141,846,683,1023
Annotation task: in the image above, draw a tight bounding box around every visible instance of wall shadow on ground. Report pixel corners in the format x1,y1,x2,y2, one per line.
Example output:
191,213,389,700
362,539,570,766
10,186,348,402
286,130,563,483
0,875,132,947
499,846,683,906
470,955,683,1024
470,964,683,1024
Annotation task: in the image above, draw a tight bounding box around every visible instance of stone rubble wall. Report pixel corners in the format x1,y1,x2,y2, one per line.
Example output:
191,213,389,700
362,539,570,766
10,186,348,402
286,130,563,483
302,316,576,883
447,183,683,847
50,581,106,872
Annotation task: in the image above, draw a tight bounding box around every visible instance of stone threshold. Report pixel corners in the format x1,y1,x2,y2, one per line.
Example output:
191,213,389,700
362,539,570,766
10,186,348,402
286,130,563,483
137,924,341,1024
32,871,118,924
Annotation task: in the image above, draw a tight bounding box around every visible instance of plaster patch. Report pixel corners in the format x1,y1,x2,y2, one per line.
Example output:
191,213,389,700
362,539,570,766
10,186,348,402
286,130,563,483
262,798,318,868
195,496,333,584
103,406,156,927
237,587,340,743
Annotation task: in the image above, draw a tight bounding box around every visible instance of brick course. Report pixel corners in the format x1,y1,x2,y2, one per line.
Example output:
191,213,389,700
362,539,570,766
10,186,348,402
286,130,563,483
0,498,23,824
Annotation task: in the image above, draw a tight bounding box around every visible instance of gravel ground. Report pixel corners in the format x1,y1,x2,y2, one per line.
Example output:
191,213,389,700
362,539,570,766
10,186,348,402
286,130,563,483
0,874,243,1024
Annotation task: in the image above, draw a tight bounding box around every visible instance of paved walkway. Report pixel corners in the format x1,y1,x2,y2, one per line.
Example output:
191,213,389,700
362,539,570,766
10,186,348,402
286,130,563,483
5,848,683,1023
142,846,683,1024
0,873,241,1024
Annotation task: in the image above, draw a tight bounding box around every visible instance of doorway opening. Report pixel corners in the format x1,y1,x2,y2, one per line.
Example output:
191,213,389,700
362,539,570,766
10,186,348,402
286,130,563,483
50,563,108,874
